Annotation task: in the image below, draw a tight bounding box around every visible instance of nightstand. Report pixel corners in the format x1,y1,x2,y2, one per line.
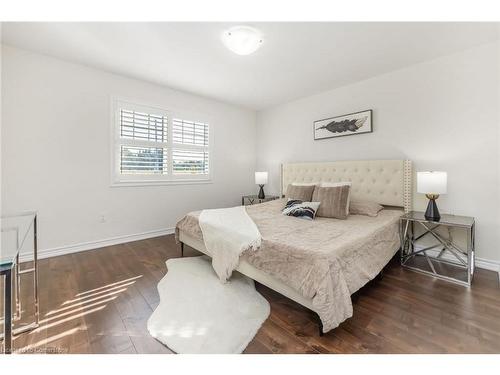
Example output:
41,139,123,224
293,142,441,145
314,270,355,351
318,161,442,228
241,195,280,206
400,211,475,286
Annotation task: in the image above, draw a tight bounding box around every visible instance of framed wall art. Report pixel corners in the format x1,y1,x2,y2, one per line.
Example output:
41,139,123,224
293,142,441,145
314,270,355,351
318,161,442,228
313,109,372,140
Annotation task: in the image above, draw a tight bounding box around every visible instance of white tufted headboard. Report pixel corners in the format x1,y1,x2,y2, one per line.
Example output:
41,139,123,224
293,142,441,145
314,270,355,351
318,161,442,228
281,160,412,212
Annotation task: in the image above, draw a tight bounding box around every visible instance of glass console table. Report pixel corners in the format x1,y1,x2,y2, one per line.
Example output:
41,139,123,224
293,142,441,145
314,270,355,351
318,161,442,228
1,212,39,354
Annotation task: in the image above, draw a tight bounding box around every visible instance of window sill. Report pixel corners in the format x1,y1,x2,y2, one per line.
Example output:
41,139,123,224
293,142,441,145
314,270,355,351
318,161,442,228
110,179,213,187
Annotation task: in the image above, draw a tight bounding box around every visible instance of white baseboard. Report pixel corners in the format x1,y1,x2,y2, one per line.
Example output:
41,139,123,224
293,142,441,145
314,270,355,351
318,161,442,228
475,258,500,273
19,227,175,262
412,244,500,273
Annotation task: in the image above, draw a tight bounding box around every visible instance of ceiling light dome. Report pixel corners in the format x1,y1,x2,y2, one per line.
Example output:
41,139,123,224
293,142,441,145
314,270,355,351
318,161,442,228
222,26,263,55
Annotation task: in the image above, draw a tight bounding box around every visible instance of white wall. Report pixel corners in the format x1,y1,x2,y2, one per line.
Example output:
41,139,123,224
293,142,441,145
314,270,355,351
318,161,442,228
3,41,499,267
256,42,500,264
1,45,257,253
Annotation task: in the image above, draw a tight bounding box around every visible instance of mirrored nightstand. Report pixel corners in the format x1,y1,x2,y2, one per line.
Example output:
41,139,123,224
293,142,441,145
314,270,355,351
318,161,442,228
400,211,475,286
241,195,279,206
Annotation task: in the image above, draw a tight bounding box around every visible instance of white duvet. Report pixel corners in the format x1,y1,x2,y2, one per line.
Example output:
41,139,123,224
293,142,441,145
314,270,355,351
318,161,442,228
199,206,261,282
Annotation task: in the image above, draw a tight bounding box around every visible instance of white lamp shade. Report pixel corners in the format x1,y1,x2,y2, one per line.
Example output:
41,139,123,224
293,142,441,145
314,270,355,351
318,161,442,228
255,171,268,185
417,171,447,194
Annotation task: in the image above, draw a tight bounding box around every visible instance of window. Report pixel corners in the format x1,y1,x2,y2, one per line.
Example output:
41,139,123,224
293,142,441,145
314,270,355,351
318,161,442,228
112,99,211,185
172,119,209,175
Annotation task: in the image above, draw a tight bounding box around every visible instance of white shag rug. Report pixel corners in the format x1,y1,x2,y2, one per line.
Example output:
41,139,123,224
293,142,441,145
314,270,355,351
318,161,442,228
147,256,270,354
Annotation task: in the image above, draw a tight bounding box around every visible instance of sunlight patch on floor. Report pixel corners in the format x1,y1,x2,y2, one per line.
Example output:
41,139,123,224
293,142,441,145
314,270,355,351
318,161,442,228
22,274,143,348
75,275,143,297
19,327,84,352
60,288,129,307
41,296,119,324
32,305,108,332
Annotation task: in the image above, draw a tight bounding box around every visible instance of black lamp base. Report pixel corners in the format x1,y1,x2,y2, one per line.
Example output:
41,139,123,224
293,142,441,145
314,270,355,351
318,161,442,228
258,185,265,199
424,198,440,222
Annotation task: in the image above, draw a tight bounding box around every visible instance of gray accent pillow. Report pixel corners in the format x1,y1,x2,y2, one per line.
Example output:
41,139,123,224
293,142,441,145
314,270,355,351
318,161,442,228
312,185,351,219
349,200,384,217
285,184,315,202
320,182,352,216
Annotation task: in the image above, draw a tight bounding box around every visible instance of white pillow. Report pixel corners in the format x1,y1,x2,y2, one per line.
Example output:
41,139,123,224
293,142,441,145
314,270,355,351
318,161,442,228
319,181,352,216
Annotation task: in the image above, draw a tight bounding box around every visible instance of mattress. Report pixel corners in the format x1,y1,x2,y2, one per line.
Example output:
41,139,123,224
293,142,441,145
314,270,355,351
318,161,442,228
175,198,402,331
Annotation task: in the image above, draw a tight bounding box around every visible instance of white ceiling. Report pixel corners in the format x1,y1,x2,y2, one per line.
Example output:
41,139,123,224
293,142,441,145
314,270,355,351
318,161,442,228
2,22,498,110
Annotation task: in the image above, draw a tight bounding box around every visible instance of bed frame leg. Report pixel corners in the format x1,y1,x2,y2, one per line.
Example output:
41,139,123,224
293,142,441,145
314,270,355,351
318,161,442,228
316,313,324,337
351,291,360,303
376,269,384,281
180,242,184,257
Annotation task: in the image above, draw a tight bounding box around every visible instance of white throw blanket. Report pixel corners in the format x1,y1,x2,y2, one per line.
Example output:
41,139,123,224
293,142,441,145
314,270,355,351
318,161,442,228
199,206,261,282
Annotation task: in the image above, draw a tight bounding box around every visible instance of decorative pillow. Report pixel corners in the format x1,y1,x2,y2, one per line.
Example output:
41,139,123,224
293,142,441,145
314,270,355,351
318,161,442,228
319,181,352,216
349,200,384,217
285,184,315,202
312,185,350,219
282,199,320,220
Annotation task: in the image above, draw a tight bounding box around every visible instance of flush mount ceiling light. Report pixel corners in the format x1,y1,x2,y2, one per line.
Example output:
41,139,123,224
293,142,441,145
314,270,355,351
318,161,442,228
222,26,263,55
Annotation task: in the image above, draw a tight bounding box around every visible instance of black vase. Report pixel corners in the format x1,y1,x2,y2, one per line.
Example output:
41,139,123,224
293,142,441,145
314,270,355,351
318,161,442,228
424,197,440,221
258,185,265,199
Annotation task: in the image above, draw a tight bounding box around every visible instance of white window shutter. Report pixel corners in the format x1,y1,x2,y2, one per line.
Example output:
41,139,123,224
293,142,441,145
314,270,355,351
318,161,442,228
113,100,211,184
118,108,168,175
172,118,210,175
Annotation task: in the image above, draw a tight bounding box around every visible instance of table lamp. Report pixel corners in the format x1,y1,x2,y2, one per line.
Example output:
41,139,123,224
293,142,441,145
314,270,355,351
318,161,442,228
417,171,447,221
255,171,268,199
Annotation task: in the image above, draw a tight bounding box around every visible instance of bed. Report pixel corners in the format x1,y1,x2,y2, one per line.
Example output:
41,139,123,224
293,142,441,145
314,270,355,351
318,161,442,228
176,160,413,333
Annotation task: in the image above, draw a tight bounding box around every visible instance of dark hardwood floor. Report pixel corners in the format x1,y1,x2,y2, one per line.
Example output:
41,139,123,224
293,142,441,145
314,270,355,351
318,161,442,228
2,234,499,354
